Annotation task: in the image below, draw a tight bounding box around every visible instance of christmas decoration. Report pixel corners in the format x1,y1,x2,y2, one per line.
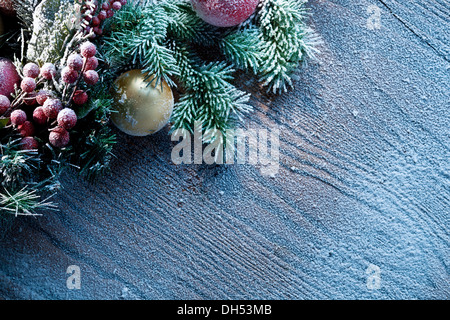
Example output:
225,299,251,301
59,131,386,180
111,69,174,136
0,0,318,225
103,0,319,143
190,0,259,27
0,58,20,97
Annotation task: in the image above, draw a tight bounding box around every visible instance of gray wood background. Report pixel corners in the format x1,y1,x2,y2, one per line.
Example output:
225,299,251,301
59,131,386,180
0,0,449,299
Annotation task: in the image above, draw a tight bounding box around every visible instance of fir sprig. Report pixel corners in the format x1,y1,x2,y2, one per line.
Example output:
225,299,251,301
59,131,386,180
0,138,60,218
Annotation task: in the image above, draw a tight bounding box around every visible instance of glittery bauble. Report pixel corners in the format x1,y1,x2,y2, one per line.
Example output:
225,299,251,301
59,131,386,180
190,0,259,27
0,58,20,98
111,69,174,137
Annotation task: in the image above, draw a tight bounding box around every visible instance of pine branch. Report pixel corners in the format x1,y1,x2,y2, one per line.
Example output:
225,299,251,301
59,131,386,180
220,25,264,73
0,138,61,218
103,3,179,87
0,187,56,217
257,0,321,92
170,42,252,142
164,0,219,46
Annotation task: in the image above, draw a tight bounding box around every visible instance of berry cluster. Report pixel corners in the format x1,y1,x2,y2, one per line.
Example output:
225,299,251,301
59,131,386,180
81,0,127,39
62,41,99,105
0,0,124,151
0,40,100,150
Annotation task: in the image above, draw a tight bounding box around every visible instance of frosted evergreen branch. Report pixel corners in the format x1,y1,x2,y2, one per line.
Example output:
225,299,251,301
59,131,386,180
0,187,56,217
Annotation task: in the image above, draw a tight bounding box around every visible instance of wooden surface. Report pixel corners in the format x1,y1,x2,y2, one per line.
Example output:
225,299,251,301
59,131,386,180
1,0,449,299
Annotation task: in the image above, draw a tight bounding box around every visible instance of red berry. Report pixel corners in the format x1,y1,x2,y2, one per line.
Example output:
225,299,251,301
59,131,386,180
23,63,40,78
67,54,84,71
20,136,39,150
0,58,20,98
101,2,110,10
57,108,77,130
33,106,48,125
20,77,36,93
36,89,52,105
119,0,127,5
10,109,27,126
17,121,35,137
43,98,63,119
85,56,99,70
111,1,121,10
190,0,259,27
23,91,37,106
93,27,103,35
0,94,11,114
106,9,114,18
72,90,88,105
91,16,100,26
98,10,107,20
83,70,99,85
49,126,70,148
61,66,79,84
40,63,56,80
80,41,97,58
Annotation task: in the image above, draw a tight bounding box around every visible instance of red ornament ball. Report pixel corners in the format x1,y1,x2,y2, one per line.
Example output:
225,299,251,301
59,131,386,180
43,98,63,119
190,0,259,27
49,126,70,148
57,108,77,130
10,109,27,126
20,136,39,150
33,106,48,125
17,120,35,137
0,58,20,97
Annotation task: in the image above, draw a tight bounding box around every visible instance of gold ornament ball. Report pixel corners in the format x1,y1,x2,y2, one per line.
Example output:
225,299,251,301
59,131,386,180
111,69,174,137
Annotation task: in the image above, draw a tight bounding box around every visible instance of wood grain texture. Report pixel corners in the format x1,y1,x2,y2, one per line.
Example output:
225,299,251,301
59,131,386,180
0,0,449,299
